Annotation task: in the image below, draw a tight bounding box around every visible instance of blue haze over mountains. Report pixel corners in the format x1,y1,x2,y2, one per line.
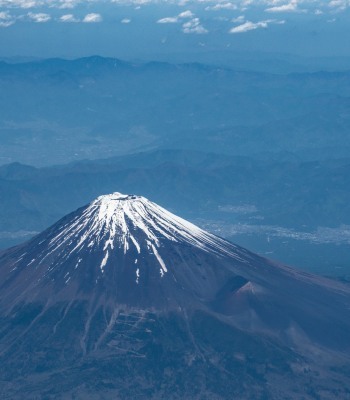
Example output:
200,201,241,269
0,56,350,279
1,2,350,396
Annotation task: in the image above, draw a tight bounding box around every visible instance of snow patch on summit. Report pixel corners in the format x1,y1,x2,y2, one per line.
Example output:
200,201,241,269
43,192,243,279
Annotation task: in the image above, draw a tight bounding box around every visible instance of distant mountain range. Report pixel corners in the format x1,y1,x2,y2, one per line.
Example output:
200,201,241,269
1,193,349,399
1,56,350,166
0,149,349,234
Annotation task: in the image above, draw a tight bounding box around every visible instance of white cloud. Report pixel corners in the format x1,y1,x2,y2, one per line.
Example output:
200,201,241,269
0,0,344,13
178,10,194,18
266,4,295,12
121,18,131,23
111,0,152,4
57,0,81,9
229,18,284,33
265,0,305,13
182,17,208,34
157,16,178,23
0,11,15,27
205,2,238,11
0,0,83,9
27,12,51,22
230,20,268,33
329,0,345,7
0,0,349,25
59,13,79,22
0,0,41,8
328,0,350,11
157,10,194,24
83,13,102,23
232,15,245,23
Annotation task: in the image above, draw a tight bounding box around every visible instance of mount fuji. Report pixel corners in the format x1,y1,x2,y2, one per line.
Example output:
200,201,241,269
0,193,350,399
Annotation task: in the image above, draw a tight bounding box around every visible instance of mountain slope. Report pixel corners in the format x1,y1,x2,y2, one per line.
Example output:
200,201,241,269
0,193,350,399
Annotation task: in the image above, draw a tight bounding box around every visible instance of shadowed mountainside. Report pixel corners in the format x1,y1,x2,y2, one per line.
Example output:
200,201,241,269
0,193,350,399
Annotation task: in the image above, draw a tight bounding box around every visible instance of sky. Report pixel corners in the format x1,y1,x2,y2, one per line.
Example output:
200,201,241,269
0,0,350,61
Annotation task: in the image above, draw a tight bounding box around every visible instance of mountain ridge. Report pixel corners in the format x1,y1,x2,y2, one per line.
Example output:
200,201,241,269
1,193,350,398
0,192,253,311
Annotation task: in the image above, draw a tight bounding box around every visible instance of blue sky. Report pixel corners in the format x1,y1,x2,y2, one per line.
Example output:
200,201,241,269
1,0,350,60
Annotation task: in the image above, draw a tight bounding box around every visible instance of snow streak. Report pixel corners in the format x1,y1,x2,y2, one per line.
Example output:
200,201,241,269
44,192,242,280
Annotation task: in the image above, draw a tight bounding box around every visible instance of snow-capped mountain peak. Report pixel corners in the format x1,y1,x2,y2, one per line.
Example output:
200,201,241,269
1,192,252,309
44,192,241,275
2,200,350,399
2,192,248,303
